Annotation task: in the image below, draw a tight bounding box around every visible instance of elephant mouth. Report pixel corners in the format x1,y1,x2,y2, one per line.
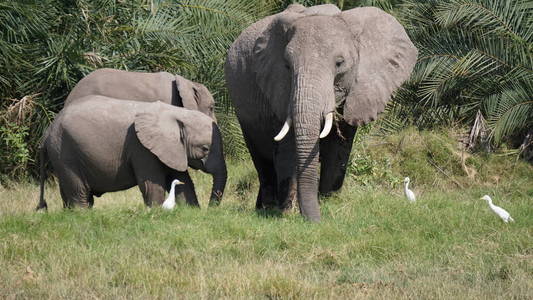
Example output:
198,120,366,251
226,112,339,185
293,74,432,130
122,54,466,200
188,159,204,170
334,84,348,110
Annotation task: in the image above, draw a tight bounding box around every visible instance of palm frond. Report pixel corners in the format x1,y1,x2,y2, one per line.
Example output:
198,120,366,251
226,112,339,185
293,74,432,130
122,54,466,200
387,0,532,148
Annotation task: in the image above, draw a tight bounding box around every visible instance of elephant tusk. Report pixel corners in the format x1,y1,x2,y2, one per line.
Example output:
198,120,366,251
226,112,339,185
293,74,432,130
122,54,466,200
319,112,333,139
274,120,290,141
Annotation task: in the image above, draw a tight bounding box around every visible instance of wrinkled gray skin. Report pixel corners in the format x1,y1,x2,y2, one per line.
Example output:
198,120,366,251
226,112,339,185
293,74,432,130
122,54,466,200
62,68,226,206
37,97,218,209
225,4,418,221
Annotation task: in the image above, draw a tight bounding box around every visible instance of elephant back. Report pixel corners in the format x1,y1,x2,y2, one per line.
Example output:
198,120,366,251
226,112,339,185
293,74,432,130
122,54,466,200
65,68,217,122
64,68,174,106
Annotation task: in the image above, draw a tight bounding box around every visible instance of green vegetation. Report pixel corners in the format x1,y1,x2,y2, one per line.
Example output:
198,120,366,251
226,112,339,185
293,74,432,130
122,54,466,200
1,1,532,297
1,0,532,179
0,0,273,179
390,0,533,148
1,132,532,297
348,127,532,188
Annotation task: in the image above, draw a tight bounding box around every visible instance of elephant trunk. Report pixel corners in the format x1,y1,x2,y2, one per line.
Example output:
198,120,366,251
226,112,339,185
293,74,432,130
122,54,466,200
209,166,227,206
203,125,227,206
292,68,335,222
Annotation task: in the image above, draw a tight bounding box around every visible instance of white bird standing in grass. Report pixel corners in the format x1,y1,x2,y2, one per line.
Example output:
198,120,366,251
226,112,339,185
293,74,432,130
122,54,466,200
481,195,514,223
162,179,184,210
403,177,416,202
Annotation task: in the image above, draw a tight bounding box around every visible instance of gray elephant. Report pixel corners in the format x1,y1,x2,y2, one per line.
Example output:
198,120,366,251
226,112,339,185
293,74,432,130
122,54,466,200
36,96,218,208
224,4,418,221
62,68,226,206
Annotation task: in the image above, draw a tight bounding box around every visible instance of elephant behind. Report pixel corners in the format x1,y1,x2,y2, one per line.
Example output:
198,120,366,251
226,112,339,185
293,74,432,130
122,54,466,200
61,68,226,207
37,96,218,209
225,4,418,221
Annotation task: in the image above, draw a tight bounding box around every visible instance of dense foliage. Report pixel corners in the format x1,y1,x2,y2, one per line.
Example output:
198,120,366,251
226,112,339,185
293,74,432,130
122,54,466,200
0,0,272,179
0,0,531,180
388,0,532,149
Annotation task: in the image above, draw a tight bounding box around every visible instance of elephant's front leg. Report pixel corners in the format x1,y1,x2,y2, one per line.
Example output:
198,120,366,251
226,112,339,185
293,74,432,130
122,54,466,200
274,129,297,211
238,123,277,210
319,121,357,195
133,160,167,206
167,170,200,207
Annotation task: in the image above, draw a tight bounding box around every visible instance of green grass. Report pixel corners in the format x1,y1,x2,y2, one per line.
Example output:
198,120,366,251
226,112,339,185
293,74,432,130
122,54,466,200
1,131,532,298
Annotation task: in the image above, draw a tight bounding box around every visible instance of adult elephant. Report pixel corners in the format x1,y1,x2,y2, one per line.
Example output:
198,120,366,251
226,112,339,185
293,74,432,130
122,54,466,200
62,68,226,207
224,4,417,221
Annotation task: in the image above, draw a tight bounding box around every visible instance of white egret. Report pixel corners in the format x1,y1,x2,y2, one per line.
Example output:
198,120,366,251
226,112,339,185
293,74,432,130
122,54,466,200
162,179,184,210
481,195,514,223
403,177,416,202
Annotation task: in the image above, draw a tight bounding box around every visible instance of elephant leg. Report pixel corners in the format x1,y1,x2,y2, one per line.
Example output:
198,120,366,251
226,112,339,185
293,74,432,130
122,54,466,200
58,180,92,208
251,153,277,210
55,166,92,208
136,177,166,207
133,160,166,207
167,171,199,207
87,192,95,208
319,121,357,195
273,130,296,211
240,126,277,210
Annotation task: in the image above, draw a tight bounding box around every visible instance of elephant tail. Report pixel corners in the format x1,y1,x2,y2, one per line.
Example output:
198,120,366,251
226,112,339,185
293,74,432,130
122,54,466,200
36,146,48,211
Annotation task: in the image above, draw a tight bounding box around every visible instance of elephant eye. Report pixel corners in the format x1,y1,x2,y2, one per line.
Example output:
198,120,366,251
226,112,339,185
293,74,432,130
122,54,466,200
202,145,210,153
335,57,345,68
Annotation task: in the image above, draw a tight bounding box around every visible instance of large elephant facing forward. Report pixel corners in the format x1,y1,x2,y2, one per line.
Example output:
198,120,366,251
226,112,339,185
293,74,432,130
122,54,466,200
62,68,226,207
225,4,417,221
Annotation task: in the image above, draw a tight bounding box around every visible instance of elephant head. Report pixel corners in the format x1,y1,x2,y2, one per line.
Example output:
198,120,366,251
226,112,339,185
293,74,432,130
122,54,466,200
252,5,418,221
134,102,214,172
175,75,217,122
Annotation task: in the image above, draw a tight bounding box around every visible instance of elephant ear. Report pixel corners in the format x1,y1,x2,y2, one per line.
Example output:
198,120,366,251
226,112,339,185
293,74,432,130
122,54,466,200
134,101,188,172
175,75,216,120
252,11,302,120
191,82,216,121
175,75,199,111
341,7,418,126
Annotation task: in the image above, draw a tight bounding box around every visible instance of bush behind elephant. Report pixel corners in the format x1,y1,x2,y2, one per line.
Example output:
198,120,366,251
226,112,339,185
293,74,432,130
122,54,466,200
225,4,418,221
37,97,218,209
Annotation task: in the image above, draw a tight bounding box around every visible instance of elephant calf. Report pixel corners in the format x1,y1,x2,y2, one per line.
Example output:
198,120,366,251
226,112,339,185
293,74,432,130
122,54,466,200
37,96,219,209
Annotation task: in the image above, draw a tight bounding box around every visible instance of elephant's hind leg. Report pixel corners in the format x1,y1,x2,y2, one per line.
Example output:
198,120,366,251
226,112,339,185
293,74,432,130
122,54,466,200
57,178,93,208
52,164,93,208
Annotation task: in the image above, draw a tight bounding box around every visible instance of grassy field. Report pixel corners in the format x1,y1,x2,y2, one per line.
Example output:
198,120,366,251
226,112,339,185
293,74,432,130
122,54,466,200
1,131,532,299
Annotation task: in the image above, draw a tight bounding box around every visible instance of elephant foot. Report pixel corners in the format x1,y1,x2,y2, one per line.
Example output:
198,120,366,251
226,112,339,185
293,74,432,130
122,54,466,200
255,207,284,219
255,184,277,210
278,179,297,211
35,202,48,211
319,174,346,195
208,190,223,207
